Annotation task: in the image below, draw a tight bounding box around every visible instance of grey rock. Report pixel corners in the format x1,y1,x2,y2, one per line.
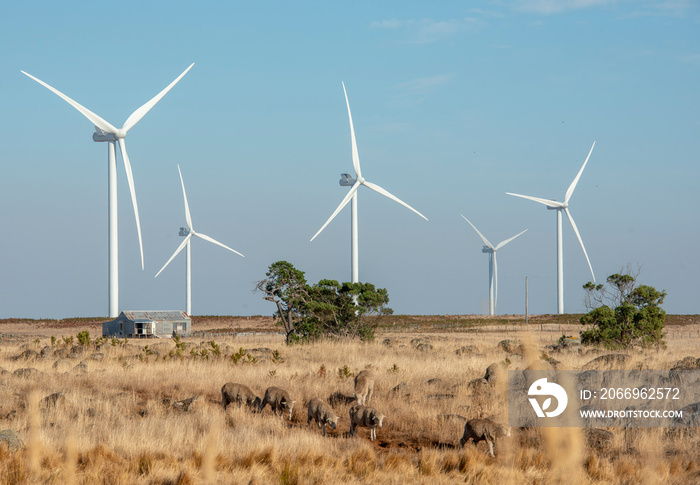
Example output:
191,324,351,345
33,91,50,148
13,368,38,379
415,342,434,352
585,428,614,452
0,429,24,452
172,395,200,412
11,349,40,362
389,382,410,397
455,345,478,356
328,391,357,406
582,354,628,370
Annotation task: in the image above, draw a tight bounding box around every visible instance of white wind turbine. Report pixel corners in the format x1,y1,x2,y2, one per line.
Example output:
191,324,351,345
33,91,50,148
310,82,428,283
22,63,194,317
155,165,244,316
460,215,527,316
507,142,596,314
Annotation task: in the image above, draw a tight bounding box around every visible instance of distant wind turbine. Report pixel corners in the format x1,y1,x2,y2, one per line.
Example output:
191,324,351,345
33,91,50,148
155,165,244,316
310,82,428,283
460,215,527,316
507,142,596,314
22,63,194,317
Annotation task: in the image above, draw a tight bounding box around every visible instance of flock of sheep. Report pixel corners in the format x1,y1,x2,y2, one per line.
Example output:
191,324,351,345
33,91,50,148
220,369,510,457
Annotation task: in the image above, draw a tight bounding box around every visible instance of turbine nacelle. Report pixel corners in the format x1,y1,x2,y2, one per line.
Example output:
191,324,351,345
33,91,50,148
481,246,494,254
93,126,116,142
179,227,189,237
92,132,116,142
339,173,356,186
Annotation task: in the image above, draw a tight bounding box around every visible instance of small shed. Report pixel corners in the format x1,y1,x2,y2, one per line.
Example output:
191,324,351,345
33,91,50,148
102,311,191,338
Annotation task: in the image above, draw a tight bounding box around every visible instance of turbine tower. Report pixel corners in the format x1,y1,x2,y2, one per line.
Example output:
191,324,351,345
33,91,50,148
507,142,596,314
460,215,527,315
155,165,244,316
311,83,428,283
22,63,194,317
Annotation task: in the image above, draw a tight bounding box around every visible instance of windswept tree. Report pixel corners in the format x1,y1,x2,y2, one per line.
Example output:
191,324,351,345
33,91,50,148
255,261,309,342
580,267,666,349
255,262,392,343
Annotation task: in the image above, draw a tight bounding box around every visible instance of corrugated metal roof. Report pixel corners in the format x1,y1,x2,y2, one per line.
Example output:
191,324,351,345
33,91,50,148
121,311,189,321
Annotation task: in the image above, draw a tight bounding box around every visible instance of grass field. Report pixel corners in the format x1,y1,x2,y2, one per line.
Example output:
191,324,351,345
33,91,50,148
0,315,698,484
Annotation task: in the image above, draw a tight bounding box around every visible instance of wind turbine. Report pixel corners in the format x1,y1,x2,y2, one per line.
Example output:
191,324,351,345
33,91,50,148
310,83,428,283
22,63,194,317
506,142,596,314
155,165,244,316
460,215,527,316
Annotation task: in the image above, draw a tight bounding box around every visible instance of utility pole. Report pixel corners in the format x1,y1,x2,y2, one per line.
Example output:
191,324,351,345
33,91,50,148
525,276,529,326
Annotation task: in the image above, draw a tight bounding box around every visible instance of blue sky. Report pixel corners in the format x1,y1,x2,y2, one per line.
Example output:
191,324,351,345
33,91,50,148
1,0,698,318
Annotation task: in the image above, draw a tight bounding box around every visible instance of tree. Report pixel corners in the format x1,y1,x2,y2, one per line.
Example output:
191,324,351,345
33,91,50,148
255,261,309,342
301,280,392,341
255,261,393,343
580,268,666,349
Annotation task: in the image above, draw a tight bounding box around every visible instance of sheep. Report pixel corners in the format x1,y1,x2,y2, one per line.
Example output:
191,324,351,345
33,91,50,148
260,386,295,420
221,382,261,412
349,404,385,441
353,369,375,406
307,397,340,436
459,418,511,457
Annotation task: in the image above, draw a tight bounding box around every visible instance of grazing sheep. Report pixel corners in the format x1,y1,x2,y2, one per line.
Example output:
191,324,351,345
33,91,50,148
260,386,295,420
307,397,340,436
459,418,511,457
349,404,385,441
354,369,375,406
221,382,261,412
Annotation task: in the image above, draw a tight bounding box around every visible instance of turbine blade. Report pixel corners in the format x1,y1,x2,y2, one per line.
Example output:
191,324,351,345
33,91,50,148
495,229,528,250
21,70,118,134
460,214,494,249
564,208,595,282
194,232,245,258
117,138,145,270
177,164,193,231
564,141,596,204
506,192,565,209
363,180,429,221
122,63,195,132
310,182,360,241
342,82,361,179
155,234,192,278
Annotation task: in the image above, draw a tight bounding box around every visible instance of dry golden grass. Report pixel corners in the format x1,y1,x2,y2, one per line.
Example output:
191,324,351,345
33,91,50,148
0,328,697,484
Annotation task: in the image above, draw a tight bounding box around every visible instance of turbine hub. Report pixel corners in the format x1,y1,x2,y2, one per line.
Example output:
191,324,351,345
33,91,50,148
115,129,127,139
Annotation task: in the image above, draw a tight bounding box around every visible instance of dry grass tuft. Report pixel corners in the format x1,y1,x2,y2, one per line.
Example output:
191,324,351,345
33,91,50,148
345,445,377,479
584,452,613,481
